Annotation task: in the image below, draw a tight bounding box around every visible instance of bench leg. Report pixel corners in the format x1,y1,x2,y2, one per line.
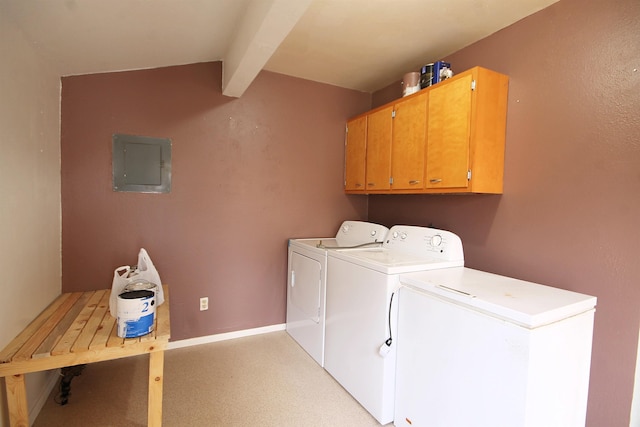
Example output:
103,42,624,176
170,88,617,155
148,350,165,426
5,373,28,427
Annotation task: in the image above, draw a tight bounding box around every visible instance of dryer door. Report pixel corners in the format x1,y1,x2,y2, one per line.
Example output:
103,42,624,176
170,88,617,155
289,252,322,323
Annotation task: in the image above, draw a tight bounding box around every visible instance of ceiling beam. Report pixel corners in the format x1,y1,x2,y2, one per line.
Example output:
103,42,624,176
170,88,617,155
222,0,312,98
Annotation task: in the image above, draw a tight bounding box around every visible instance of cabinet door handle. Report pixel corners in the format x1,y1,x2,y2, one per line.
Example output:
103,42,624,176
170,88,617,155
430,178,443,184
409,180,421,185
367,183,375,187
355,183,362,188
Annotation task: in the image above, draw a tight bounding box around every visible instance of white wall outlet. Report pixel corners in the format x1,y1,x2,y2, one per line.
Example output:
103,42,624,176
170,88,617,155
199,297,208,311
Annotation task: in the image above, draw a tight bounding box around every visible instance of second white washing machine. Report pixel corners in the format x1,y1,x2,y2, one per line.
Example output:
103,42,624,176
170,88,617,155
324,225,465,425
286,221,389,367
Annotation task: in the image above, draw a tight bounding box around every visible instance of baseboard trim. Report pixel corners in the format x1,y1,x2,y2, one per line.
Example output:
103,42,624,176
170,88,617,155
29,369,59,426
167,323,286,350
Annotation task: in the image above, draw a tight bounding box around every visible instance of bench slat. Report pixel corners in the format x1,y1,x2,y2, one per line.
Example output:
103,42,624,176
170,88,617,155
72,290,109,353
33,292,94,359
51,291,101,356
0,294,72,363
89,311,116,350
12,293,84,362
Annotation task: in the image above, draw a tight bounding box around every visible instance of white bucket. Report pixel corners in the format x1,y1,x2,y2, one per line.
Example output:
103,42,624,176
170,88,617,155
402,71,421,97
117,289,155,338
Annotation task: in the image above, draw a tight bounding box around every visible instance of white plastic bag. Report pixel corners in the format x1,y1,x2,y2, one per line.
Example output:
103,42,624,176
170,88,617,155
109,248,164,317
110,265,132,317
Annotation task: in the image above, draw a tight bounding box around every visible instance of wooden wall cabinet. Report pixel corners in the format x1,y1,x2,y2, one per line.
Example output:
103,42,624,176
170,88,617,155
425,67,509,194
391,91,428,190
366,105,393,190
344,115,367,191
344,92,428,192
344,66,509,195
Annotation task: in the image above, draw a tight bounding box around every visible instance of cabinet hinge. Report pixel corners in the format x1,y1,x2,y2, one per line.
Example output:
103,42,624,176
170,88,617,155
467,170,472,180
389,177,394,185
471,80,476,91
391,110,396,118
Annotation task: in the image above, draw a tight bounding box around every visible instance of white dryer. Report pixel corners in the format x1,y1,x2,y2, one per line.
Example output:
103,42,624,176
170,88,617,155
286,221,389,367
324,225,464,425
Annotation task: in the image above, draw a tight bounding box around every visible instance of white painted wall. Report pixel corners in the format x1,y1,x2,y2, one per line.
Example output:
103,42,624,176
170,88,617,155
0,9,62,427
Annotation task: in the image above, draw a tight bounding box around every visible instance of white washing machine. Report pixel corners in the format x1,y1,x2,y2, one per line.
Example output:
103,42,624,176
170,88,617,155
395,268,596,427
324,225,464,425
286,221,389,367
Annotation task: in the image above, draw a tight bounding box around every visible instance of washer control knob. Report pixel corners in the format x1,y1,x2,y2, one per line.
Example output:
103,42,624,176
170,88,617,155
342,224,350,233
392,231,399,239
430,234,443,247
400,232,407,240
371,230,377,236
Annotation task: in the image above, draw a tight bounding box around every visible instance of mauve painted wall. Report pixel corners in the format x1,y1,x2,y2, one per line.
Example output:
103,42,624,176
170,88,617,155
369,0,639,425
61,61,369,341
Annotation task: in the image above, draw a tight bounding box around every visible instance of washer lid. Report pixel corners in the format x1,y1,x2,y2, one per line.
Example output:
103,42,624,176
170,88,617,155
329,247,463,274
400,268,597,328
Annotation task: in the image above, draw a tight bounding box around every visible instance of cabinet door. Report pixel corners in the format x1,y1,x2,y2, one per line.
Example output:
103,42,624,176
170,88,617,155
391,91,428,190
426,74,473,189
344,116,367,191
366,105,393,190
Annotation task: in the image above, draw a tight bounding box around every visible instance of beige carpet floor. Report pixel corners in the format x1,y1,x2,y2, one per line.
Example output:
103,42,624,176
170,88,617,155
33,331,388,426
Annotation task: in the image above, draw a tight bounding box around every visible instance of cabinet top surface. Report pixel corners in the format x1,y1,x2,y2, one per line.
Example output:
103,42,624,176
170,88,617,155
348,66,508,121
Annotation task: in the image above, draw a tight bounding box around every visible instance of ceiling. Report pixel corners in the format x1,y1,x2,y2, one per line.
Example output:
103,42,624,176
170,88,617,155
1,0,559,96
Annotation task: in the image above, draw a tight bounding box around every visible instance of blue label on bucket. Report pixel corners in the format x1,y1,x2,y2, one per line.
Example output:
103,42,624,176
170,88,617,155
121,312,154,338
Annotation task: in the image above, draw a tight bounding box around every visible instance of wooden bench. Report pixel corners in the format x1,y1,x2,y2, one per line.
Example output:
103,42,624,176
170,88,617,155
0,285,170,427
